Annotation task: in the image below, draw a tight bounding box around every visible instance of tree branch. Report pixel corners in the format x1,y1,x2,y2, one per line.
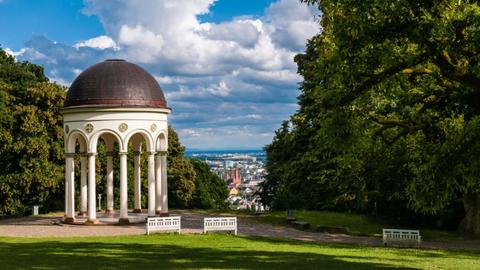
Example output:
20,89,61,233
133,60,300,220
335,52,431,108
370,114,426,144
434,51,480,92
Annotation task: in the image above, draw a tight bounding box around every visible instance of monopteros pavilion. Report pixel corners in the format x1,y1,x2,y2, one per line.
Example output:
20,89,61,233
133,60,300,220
62,59,170,224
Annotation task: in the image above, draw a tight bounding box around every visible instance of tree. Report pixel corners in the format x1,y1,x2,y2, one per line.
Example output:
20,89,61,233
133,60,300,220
167,125,196,208
189,158,229,209
260,121,293,208
264,0,480,234
0,49,66,215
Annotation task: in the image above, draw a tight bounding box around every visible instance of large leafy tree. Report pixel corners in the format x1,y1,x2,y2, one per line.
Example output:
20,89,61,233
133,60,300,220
264,0,480,234
0,49,65,215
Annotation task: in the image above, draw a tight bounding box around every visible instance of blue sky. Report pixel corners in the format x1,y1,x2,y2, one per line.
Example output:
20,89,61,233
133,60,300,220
1,0,320,149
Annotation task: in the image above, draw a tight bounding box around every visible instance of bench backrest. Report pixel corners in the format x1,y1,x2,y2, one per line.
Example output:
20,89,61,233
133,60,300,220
383,229,420,239
204,217,237,228
146,216,181,234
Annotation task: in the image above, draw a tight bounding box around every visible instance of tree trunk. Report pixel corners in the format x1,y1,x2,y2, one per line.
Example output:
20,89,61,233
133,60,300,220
458,192,480,236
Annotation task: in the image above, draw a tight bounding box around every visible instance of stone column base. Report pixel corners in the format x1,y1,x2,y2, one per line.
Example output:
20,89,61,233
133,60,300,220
77,211,87,217
118,218,130,224
84,219,99,225
133,209,142,213
105,209,115,216
156,211,169,217
64,217,76,224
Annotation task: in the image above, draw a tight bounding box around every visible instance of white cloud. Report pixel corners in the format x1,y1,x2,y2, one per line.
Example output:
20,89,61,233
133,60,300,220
266,0,320,50
74,35,119,50
207,81,230,97
4,47,20,58
154,75,185,85
246,114,262,120
118,24,164,63
16,0,320,148
198,20,261,47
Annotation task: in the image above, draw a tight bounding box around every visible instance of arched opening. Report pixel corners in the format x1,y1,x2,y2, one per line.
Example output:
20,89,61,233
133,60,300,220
128,133,147,214
84,130,123,224
97,133,120,217
125,130,156,217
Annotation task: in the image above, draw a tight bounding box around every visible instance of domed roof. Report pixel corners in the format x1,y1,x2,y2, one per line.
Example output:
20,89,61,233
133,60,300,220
64,59,167,109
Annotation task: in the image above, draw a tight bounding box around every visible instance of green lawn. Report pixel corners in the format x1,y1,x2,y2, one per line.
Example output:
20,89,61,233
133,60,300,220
0,234,478,269
260,210,462,241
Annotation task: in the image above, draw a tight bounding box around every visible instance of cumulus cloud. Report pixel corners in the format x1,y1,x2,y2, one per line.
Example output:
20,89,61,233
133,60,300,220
4,47,24,58
74,35,119,50
265,0,320,50
198,20,261,47
13,0,320,148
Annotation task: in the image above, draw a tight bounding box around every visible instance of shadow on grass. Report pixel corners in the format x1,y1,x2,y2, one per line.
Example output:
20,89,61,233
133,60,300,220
0,235,418,270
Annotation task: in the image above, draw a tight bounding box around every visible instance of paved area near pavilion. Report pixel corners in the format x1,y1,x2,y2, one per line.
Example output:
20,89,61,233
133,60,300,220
1,210,479,251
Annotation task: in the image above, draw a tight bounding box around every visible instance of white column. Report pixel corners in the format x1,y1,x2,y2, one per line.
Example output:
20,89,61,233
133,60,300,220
79,154,87,216
133,151,142,213
64,161,68,217
106,152,114,215
155,154,162,214
160,152,168,214
87,153,97,223
119,152,129,223
147,152,156,217
65,153,75,223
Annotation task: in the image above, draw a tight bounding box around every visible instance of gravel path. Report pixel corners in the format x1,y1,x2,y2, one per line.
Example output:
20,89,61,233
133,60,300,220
1,210,479,251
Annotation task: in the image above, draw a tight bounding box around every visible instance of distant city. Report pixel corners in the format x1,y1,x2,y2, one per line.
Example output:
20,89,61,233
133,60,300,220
186,149,267,211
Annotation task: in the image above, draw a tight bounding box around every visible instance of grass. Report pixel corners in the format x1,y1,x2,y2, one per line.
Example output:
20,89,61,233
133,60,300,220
259,210,463,241
0,234,478,270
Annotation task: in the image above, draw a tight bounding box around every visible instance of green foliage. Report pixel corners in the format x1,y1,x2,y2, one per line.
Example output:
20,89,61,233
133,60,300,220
263,0,480,234
189,158,229,209
167,125,196,208
0,49,65,215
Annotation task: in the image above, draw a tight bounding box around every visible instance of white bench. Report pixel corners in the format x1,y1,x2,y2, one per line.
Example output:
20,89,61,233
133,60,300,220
383,229,421,247
204,217,237,235
146,216,181,235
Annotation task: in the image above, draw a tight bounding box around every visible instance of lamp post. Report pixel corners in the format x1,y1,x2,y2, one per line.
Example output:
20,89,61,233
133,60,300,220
98,194,102,211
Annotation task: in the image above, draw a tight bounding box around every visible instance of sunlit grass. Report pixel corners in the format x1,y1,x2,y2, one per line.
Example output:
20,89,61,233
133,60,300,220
0,234,478,269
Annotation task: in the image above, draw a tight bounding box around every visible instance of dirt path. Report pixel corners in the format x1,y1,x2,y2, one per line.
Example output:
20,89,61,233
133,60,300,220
1,210,479,251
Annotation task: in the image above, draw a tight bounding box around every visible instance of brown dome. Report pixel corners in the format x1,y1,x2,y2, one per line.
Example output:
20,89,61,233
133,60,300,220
64,59,167,109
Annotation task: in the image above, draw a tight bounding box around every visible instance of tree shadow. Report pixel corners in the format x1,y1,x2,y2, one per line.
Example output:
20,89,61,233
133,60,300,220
0,235,427,270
